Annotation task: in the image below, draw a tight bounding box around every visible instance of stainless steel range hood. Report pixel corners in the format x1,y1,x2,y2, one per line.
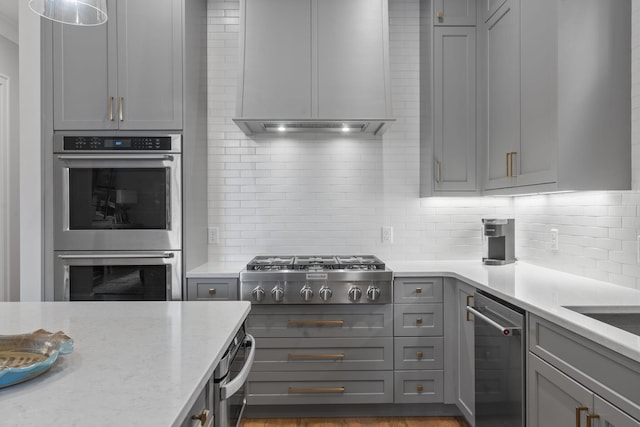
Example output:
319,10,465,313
234,0,395,136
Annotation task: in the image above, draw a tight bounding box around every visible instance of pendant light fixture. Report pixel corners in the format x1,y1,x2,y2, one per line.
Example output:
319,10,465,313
29,0,108,26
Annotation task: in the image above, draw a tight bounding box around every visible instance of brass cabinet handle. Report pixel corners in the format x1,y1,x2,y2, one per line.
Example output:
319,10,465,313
437,11,444,22
466,295,474,321
510,151,518,177
109,96,114,121
416,351,423,360
415,318,423,325
288,353,345,360
506,152,510,177
288,387,345,393
191,409,207,427
586,414,600,427
576,407,589,427
208,288,216,295
435,160,442,183
415,287,422,294
417,385,424,392
118,96,124,121
287,320,344,326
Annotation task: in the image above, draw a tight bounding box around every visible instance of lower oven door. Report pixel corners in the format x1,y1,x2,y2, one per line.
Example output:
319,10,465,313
215,333,256,427
53,250,182,301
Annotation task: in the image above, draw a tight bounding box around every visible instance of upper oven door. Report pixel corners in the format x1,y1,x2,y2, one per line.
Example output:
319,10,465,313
53,151,181,251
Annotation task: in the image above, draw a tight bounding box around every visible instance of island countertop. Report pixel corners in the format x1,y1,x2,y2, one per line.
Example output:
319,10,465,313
0,301,251,426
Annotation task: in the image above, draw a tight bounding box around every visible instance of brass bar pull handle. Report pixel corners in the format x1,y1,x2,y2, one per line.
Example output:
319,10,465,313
415,287,422,294
576,407,589,427
287,320,345,327
586,414,600,427
416,351,423,360
109,96,114,121
415,318,423,325
208,288,216,295
437,11,444,22
288,353,345,360
506,152,510,177
435,160,442,183
417,385,424,392
288,387,345,393
118,96,124,121
510,151,518,177
466,295,474,321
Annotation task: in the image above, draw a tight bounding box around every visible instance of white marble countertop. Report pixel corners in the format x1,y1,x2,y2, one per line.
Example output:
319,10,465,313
187,261,246,278
0,301,251,426
388,260,640,363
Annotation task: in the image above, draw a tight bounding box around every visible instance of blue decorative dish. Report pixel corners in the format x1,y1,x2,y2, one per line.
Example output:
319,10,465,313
0,329,74,388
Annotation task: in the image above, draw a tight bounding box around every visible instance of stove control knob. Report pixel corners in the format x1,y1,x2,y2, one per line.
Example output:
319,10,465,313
252,287,265,303
366,285,381,302
348,286,362,302
271,286,284,302
319,286,333,302
300,285,314,302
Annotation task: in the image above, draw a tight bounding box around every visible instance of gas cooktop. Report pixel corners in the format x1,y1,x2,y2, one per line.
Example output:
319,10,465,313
240,255,392,304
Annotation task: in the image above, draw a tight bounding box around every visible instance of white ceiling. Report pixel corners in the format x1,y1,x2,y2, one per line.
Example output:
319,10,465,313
0,0,19,24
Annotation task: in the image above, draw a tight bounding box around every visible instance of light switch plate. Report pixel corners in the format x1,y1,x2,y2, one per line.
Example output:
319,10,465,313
208,227,219,245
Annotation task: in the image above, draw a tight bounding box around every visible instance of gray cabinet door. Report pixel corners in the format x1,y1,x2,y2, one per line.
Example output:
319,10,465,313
455,282,475,426
479,0,520,190
117,0,182,130
316,0,391,119
394,337,444,370
239,0,312,119
594,395,640,427
394,303,444,337
394,370,444,404
394,277,443,304
433,0,477,26
528,354,593,427
433,26,476,192
52,0,118,130
186,278,237,301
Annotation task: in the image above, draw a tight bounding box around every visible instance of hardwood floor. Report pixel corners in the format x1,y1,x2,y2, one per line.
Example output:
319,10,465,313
240,417,470,427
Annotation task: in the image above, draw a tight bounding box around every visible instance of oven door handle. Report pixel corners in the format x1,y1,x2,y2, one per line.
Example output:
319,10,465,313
58,253,175,260
466,306,521,336
220,334,256,401
57,155,175,161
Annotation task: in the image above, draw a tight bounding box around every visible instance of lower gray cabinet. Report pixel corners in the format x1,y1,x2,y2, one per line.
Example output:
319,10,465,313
247,371,394,405
394,337,444,371
394,371,444,404
186,278,237,301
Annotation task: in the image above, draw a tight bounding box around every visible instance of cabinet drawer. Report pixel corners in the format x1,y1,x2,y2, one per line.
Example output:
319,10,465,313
247,305,393,338
529,315,640,420
252,337,393,371
393,304,443,337
186,278,237,301
394,277,443,303
394,337,443,370
393,371,444,404
247,371,393,405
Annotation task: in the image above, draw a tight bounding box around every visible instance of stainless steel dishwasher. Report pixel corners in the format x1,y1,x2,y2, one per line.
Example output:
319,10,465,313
467,291,525,427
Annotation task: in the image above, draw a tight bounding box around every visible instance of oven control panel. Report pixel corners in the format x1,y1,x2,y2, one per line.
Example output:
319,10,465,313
62,136,173,151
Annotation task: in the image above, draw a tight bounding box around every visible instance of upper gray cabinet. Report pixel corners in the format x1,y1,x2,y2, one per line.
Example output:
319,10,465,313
433,0,476,26
479,0,631,194
235,0,394,135
52,0,183,130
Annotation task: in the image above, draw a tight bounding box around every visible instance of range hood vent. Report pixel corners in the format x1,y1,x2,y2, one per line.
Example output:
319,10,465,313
234,0,394,136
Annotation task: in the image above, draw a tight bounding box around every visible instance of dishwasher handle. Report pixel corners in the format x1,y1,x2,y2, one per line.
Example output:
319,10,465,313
220,334,255,400
466,306,521,336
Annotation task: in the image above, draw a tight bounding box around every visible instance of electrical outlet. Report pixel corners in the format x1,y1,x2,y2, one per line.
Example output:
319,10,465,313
208,227,219,245
550,228,559,251
381,226,393,244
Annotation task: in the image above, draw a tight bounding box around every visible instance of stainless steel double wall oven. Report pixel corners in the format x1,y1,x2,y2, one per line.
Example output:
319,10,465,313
52,133,183,301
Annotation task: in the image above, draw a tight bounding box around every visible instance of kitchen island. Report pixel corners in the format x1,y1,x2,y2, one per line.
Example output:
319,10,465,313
0,301,251,426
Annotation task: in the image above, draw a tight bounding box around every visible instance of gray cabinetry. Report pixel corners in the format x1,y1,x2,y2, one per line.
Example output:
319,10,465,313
245,304,394,405
480,0,631,194
452,280,475,426
433,0,476,26
236,0,392,123
432,26,477,193
393,277,444,403
186,278,238,301
528,315,640,425
52,0,183,130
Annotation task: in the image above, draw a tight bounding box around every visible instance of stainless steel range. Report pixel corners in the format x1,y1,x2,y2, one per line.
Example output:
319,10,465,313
239,255,393,304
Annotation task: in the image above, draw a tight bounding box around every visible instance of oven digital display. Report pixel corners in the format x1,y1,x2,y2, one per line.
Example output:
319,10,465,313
105,139,131,148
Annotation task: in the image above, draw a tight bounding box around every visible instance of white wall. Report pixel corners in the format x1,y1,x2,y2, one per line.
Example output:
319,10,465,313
207,0,640,291
0,33,19,301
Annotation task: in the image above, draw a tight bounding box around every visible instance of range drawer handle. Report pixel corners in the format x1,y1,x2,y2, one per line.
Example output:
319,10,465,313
288,387,345,393
288,353,345,360
287,320,344,327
